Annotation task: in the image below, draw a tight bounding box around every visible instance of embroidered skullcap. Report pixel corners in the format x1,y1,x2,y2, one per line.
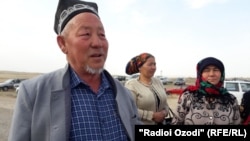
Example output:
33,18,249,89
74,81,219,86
125,53,154,75
54,0,99,34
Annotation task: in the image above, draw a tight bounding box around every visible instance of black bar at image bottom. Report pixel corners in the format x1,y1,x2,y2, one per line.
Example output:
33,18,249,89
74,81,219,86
135,125,250,140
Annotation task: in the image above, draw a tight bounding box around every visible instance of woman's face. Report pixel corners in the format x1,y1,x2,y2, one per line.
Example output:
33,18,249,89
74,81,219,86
201,65,221,85
139,57,156,78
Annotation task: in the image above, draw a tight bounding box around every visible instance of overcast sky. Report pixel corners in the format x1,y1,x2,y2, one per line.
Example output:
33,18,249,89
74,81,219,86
0,0,249,78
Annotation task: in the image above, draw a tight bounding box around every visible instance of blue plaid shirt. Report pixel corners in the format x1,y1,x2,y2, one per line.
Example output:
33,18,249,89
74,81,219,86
69,69,128,141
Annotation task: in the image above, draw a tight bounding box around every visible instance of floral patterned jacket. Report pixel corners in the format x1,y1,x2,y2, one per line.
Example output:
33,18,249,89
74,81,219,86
171,91,241,125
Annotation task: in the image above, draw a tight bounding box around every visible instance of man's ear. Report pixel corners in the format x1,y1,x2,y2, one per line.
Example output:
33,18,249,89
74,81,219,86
57,35,67,54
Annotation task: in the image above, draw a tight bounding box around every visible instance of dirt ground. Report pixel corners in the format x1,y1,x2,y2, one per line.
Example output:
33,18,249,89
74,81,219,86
0,90,179,141
0,92,16,141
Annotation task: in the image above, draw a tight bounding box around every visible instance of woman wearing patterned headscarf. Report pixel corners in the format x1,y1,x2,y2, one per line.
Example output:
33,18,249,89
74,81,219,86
125,53,170,125
171,57,241,125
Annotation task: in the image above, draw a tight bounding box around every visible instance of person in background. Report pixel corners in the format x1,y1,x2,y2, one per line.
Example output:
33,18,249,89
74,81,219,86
8,0,141,141
124,52,169,125
240,90,250,125
171,57,241,125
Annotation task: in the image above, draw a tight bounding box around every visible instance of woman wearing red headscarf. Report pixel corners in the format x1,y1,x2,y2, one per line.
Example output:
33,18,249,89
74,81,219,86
171,57,241,125
125,52,170,125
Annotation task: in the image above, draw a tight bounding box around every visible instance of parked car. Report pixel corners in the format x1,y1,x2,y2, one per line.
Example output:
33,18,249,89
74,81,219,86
224,80,250,104
13,83,20,89
113,75,126,81
158,77,173,85
14,79,27,93
174,78,186,86
0,79,24,91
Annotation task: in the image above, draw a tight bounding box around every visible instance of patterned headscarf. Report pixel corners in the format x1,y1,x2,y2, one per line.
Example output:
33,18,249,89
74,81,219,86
184,57,229,96
125,53,154,75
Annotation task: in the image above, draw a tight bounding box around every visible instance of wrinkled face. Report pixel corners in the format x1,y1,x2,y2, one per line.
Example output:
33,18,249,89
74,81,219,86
139,57,156,78
57,13,108,74
201,65,221,85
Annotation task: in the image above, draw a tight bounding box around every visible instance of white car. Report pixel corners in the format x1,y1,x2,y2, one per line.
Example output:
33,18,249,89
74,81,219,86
224,80,250,104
